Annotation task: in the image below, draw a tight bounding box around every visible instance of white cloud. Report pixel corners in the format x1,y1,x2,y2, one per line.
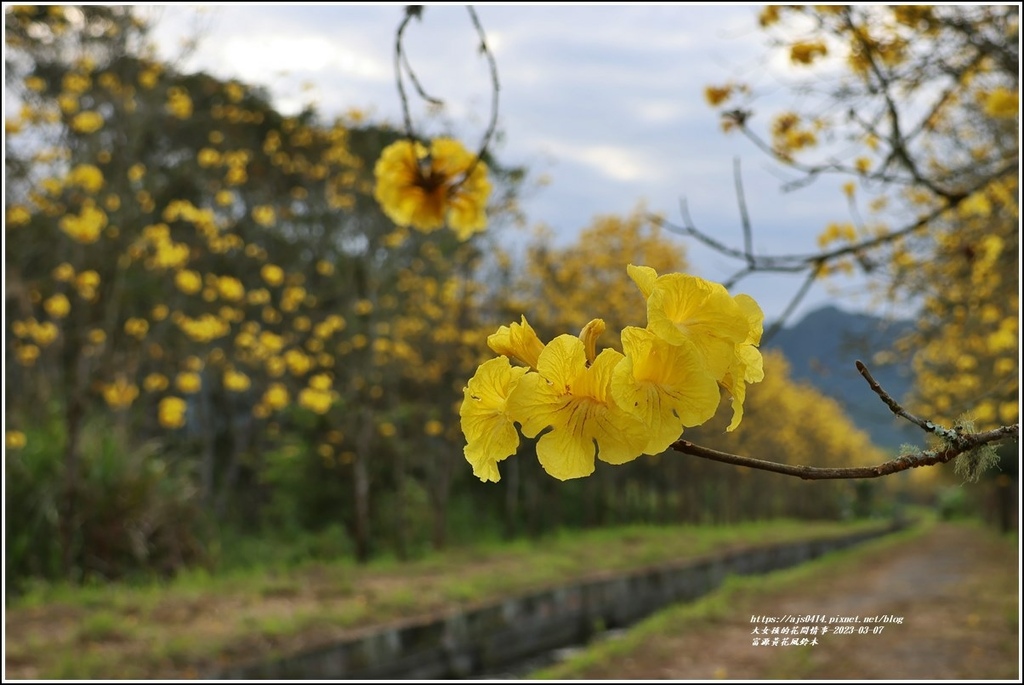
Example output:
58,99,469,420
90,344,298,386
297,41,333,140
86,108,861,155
137,4,881,322
535,139,665,184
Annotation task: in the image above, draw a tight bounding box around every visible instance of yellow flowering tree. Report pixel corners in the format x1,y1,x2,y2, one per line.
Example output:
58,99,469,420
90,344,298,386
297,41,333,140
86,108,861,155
704,5,1018,439
5,4,528,576
628,5,1016,508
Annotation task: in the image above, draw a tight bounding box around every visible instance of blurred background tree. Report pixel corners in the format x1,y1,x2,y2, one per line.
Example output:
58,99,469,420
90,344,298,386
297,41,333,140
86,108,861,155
706,5,1018,431
703,4,1018,523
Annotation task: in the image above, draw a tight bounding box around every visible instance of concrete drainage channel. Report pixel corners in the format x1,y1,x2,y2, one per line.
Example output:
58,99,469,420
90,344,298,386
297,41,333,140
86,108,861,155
211,521,907,680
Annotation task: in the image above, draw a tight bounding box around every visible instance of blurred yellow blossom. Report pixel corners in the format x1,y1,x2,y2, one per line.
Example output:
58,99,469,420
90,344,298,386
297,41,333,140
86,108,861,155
158,396,187,428
44,293,71,318
59,202,107,243
102,376,139,409
176,371,202,394
6,431,27,450
68,164,104,193
373,137,491,239
70,111,104,133
983,87,1019,118
223,368,251,392
7,205,32,226
143,373,169,392
263,383,290,410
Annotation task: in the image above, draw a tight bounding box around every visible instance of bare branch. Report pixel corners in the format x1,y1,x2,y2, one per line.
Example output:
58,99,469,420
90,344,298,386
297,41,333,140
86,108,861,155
733,157,755,266
456,6,501,191
671,423,1017,480
761,264,821,345
855,360,941,435
654,155,1016,278
671,358,1018,480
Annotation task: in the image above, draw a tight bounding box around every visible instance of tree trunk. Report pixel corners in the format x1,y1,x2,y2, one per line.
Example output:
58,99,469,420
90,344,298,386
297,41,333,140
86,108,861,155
60,389,85,581
352,410,373,563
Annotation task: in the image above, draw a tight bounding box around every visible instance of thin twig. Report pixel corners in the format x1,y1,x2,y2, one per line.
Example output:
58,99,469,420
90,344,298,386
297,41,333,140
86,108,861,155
400,48,445,107
733,157,755,266
394,8,418,142
855,359,939,434
761,263,821,345
455,5,501,191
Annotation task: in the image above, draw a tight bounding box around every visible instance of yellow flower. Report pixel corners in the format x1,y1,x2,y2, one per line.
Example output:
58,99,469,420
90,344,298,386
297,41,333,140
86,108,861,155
506,335,648,481
298,387,333,414
7,205,32,226
718,294,765,432
373,137,491,238
59,202,107,244
460,356,528,482
486,316,546,369
30,321,59,346
197,147,221,167
629,264,764,427
983,87,1019,119
67,164,104,193
251,205,276,227
52,263,76,282
260,264,284,286
176,371,202,394
75,270,101,299
790,41,828,65
285,349,312,376
223,368,251,392
641,271,749,379
611,326,720,454
143,373,169,392
175,270,202,295
16,344,40,366
124,317,149,339
424,420,444,437
6,430,27,450
70,111,104,133
166,87,193,119
217,275,245,302
102,376,139,409
44,293,71,318
158,396,188,428
263,383,290,410
354,298,373,315
704,85,733,107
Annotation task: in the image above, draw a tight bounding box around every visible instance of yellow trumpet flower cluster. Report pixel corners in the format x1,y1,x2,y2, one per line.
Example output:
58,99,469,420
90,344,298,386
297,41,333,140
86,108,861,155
460,265,764,482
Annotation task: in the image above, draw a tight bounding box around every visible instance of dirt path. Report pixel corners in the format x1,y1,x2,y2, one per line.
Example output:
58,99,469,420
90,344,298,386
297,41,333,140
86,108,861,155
556,522,1019,680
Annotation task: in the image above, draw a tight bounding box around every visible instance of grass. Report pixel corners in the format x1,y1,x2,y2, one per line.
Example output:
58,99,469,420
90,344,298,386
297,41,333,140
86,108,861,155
5,517,898,679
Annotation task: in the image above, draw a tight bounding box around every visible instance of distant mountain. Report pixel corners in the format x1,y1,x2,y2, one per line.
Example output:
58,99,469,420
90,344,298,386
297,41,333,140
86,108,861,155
763,305,919,451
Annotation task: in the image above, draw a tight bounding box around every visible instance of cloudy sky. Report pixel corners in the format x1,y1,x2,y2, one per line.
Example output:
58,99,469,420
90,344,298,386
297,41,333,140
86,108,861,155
143,4,884,324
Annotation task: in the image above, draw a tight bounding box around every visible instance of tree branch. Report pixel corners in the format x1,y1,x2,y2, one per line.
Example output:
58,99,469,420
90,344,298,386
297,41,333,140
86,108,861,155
671,425,1017,480
670,359,1018,480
